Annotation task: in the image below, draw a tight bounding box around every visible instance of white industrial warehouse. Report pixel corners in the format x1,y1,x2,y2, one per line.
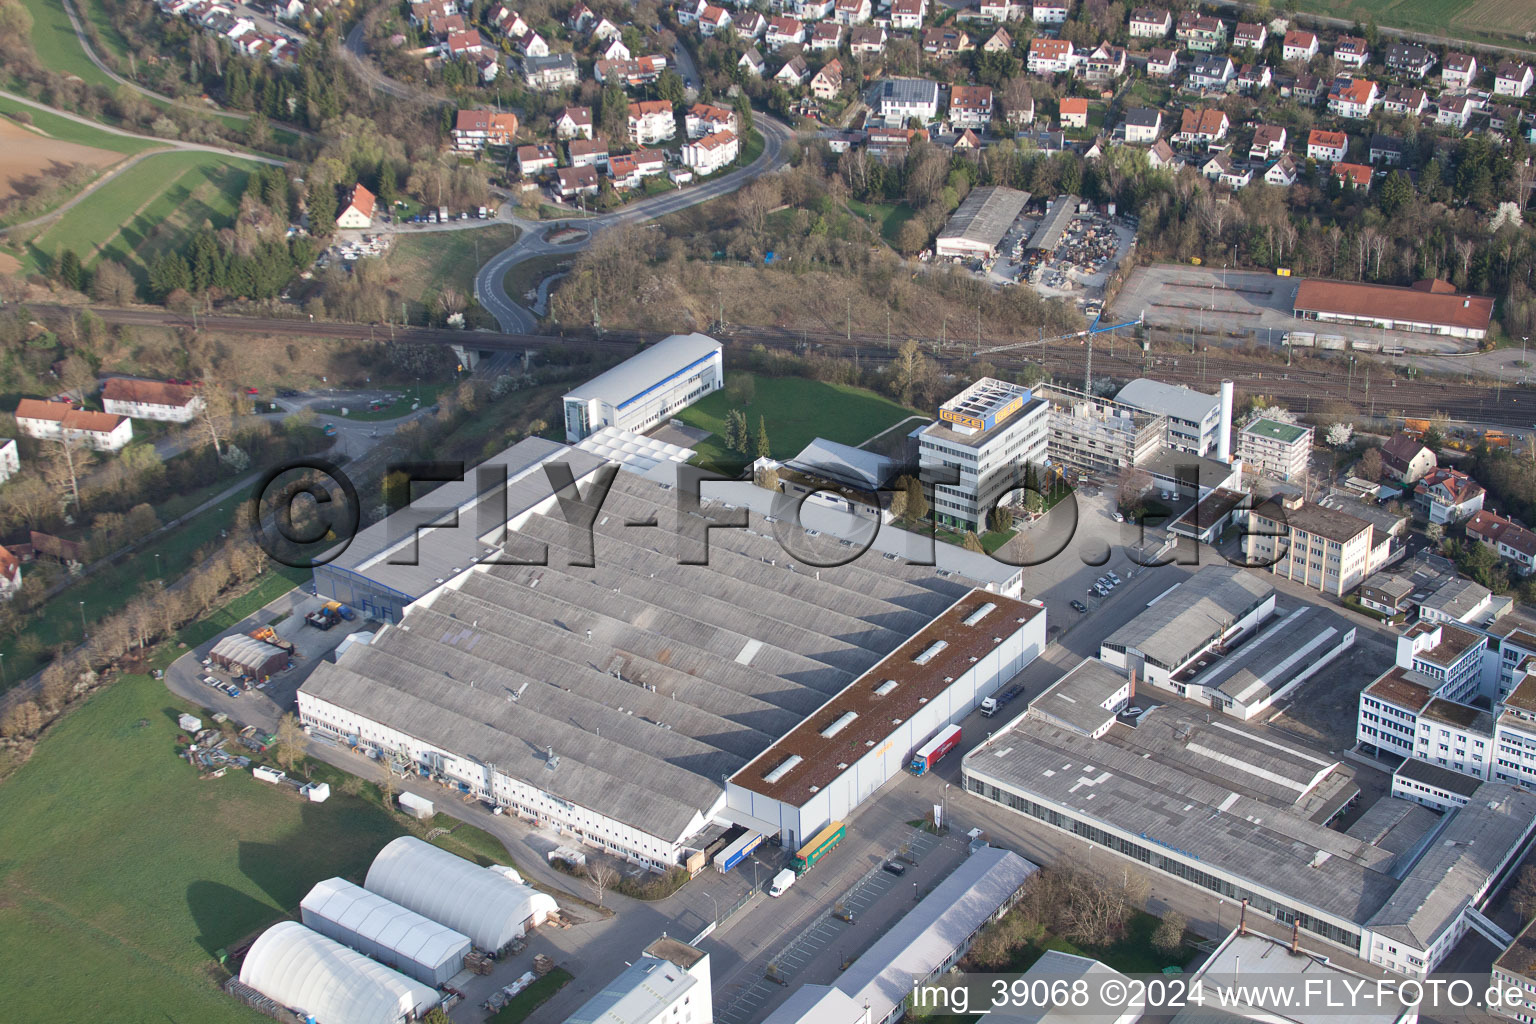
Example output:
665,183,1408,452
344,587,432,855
298,455,1031,869
364,837,556,952
561,332,723,442
238,921,440,1024
300,877,472,987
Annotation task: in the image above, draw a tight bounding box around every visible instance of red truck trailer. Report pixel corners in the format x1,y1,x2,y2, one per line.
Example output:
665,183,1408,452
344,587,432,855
908,724,962,776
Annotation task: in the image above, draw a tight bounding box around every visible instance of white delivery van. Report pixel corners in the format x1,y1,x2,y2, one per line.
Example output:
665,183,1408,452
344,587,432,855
769,868,796,897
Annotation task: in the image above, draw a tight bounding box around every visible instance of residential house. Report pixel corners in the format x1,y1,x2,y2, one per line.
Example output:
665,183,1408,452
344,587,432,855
523,52,579,90
0,544,20,600
1128,6,1171,38
1175,13,1226,51
683,129,739,174
1264,152,1298,185
1145,47,1177,77
1442,53,1479,90
867,126,916,160
606,153,640,189
1368,133,1404,165
1333,35,1369,67
1416,467,1486,525
598,37,630,61
738,47,766,76
1059,96,1088,128
555,105,594,140
833,0,871,24
1003,87,1034,126
101,379,205,423
676,0,705,25
564,2,592,31
979,0,1021,22
849,26,886,54
1386,43,1435,78
595,55,668,86
1382,85,1428,116
921,26,971,57
982,27,1011,52
634,150,665,178
795,0,833,17
1467,510,1536,576
775,55,810,87
1203,153,1251,189
1233,22,1265,49
811,58,844,99
1307,127,1348,163
1123,106,1163,144
451,109,518,151
811,21,846,52
1281,29,1317,63
555,165,599,197
1148,138,1177,169
1495,61,1534,98
1189,54,1234,91
1436,95,1475,129
335,183,375,228
953,128,981,152
516,142,557,175
1291,73,1325,103
628,100,676,145
428,13,465,38
567,135,610,169
14,400,133,451
734,11,766,37
685,102,737,138
1489,104,1522,133
0,438,17,484
1082,43,1127,84
1174,106,1228,146
698,4,731,35
949,84,994,129
444,29,486,56
1236,63,1271,94
1030,0,1068,24
890,0,925,30
765,16,804,49
512,26,547,55
1329,76,1379,117
1248,124,1286,161
591,16,621,41
1027,37,1076,74
877,77,939,125
1333,161,1372,190
1382,432,1437,483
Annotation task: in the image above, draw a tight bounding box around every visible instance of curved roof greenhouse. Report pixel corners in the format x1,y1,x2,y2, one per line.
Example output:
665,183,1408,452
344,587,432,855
239,921,439,1024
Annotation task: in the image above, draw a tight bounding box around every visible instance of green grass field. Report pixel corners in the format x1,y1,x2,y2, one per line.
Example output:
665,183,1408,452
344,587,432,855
489,967,574,1023
0,587,526,1023
677,372,919,473
18,0,117,88
846,200,917,247
1291,0,1536,49
19,150,255,283
386,223,523,328
0,98,159,156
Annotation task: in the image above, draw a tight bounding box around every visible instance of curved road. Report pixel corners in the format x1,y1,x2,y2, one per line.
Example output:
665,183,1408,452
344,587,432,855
56,0,318,141
344,23,450,106
474,114,794,332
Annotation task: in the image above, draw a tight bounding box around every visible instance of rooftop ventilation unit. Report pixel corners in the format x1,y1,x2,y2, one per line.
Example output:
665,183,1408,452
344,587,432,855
821,712,858,738
763,755,803,784
963,602,997,626
913,640,949,665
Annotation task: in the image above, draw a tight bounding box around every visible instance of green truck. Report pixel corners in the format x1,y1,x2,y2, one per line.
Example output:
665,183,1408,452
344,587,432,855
792,820,846,875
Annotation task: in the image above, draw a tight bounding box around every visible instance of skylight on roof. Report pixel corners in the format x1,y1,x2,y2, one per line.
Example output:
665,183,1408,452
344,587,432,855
873,679,898,696
820,712,858,738
762,755,802,784
913,640,949,665
963,603,997,626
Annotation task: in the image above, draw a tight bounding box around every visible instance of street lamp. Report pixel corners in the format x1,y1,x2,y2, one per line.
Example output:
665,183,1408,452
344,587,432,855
79,601,86,638
1218,898,1227,933
706,890,719,926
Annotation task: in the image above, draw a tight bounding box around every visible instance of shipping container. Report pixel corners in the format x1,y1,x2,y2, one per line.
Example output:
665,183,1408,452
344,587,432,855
908,724,962,776
792,820,846,875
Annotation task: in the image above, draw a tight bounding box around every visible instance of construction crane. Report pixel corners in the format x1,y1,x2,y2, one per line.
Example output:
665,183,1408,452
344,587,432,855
971,308,1144,359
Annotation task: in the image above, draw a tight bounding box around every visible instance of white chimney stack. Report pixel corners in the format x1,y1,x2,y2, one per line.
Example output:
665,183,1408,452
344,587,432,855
1217,379,1234,463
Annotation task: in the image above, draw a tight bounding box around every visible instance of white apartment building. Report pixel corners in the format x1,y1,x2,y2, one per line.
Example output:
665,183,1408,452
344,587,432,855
1238,417,1312,481
0,438,18,484
101,378,206,423
681,128,738,174
1246,494,1390,597
14,399,133,452
1358,622,1490,767
916,378,1048,533
1114,378,1221,455
627,100,676,145
876,78,939,126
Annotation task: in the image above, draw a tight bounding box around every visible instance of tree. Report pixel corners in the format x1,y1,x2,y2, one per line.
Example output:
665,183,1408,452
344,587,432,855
275,712,307,772
657,69,686,106
754,465,781,490
905,475,929,523
56,249,84,292
963,531,985,553
379,772,398,809
1511,865,1536,922
755,416,771,459
586,861,619,904
989,505,1014,533
1325,422,1354,448
1152,911,1187,956
1358,447,1383,481
726,373,756,405
197,377,234,456
90,260,136,304
41,437,91,513
1426,522,1445,546
0,700,43,738
1378,170,1412,218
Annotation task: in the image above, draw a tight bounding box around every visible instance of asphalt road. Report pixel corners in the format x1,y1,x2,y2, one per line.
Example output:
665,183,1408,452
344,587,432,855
473,114,794,333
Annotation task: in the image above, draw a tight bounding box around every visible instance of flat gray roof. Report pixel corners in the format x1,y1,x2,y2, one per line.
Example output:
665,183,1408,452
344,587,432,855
1031,658,1126,737
879,77,940,105
1366,783,1536,950
1026,194,1080,251
966,709,1398,925
1116,378,1220,425
1395,756,1483,799
937,185,1030,250
1184,604,1353,707
1344,797,1440,864
562,332,720,410
786,437,896,491
1103,565,1272,670
303,470,982,843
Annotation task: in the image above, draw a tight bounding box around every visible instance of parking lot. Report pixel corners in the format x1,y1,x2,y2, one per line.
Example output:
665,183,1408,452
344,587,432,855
1110,264,1478,354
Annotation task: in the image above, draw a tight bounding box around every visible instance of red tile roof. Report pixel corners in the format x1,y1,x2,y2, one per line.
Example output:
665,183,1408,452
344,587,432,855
102,378,199,408
1294,279,1493,332
343,183,376,220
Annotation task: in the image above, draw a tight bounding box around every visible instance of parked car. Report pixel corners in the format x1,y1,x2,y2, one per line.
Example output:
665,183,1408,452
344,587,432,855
225,685,241,697
1070,599,1087,613
1111,511,1124,522
1108,571,1121,584
244,386,260,395
202,675,219,686
882,861,907,876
